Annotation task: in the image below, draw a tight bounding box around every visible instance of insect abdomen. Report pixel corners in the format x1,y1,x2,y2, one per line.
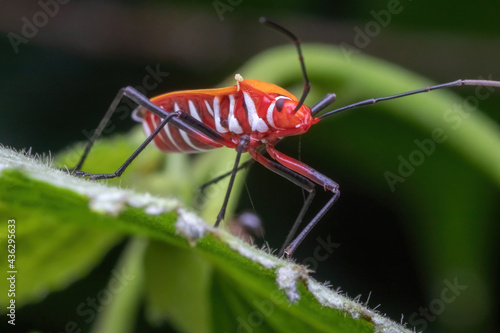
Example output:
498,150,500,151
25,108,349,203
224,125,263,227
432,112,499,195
134,83,278,153
137,90,240,153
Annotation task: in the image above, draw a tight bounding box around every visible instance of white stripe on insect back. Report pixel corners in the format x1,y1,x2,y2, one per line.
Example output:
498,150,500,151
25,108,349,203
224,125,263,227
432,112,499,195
212,96,228,133
164,124,183,151
173,102,204,151
243,91,269,133
179,129,204,151
228,94,243,134
188,100,202,122
204,100,215,117
148,114,178,151
162,104,183,151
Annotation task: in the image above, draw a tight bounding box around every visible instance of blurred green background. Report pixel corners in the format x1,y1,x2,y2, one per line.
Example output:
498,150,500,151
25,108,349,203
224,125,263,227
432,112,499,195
1,0,499,332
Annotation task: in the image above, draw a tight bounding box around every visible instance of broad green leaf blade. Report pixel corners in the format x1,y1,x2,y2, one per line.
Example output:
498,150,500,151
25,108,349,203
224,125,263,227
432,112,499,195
89,237,147,333
143,240,212,333
0,147,411,332
0,164,123,308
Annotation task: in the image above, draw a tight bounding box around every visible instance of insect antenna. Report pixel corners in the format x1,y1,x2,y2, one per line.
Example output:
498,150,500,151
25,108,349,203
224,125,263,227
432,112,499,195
260,17,310,112
318,79,500,120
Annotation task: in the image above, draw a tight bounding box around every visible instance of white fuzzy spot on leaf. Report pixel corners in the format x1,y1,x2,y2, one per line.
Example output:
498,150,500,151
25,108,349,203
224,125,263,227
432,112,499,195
276,265,308,303
176,208,209,245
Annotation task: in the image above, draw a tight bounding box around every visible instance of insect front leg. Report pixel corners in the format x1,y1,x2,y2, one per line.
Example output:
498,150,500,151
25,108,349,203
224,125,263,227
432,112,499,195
248,147,319,257
261,144,341,257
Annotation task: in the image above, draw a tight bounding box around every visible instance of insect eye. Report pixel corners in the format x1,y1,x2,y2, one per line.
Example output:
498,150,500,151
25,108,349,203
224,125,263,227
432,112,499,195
275,98,286,112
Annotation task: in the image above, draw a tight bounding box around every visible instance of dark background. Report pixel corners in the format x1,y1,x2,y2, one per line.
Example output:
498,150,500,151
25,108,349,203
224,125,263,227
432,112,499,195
1,0,499,332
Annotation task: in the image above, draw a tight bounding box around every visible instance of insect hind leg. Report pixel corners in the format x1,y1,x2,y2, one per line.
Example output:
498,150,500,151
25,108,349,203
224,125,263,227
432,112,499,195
74,111,180,180
72,86,168,172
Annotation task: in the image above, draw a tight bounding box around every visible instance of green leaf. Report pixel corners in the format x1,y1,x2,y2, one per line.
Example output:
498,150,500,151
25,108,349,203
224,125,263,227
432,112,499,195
0,146,410,332
143,240,212,333
89,237,147,333
0,157,123,307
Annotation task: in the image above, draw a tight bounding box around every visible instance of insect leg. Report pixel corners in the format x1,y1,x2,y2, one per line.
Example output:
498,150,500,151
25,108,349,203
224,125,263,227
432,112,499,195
199,159,255,192
259,17,310,112
214,135,251,227
74,111,181,180
74,87,231,179
73,87,162,172
280,189,315,256
248,148,319,257
263,144,341,257
74,86,230,172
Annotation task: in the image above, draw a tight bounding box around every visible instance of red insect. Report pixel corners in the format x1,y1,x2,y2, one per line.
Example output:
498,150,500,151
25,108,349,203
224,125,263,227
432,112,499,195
74,18,500,257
